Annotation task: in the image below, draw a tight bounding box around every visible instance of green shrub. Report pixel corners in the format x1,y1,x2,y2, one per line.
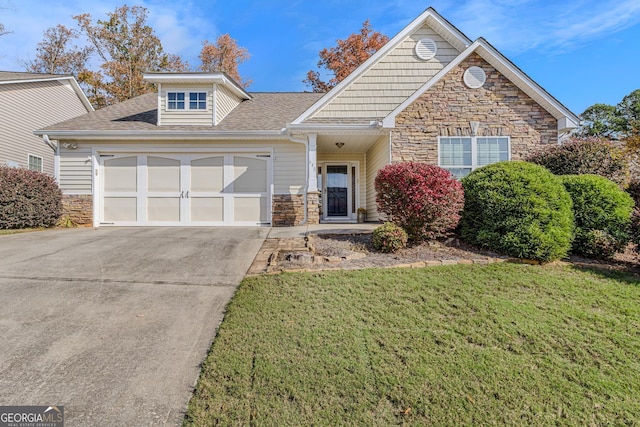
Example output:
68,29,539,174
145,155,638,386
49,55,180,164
561,174,633,259
372,222,408,253
459,161,574,262
0,166,62,229
374,162,464,242
526,137,629,185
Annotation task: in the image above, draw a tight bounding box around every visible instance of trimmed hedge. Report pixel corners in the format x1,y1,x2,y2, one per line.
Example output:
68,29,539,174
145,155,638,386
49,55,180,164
0,166,62,229
375,162,464,242
459,161,574,262
526,137,629,185
372,222,408,253
562,174,633,259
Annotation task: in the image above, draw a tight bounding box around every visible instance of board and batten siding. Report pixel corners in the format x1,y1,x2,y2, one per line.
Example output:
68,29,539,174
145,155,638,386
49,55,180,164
310,24,460,121
365,135,391,221
317,153,366,209
57,139,306,196
160,84,214,126
0,80,89,176
216,84,242,124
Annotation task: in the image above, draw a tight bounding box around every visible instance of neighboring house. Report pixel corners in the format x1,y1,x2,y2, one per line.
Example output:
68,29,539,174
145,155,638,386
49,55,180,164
36,8,579,227
0,72,93,176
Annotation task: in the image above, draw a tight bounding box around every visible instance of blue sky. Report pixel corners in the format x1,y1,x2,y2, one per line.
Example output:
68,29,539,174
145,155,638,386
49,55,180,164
1,0,639,114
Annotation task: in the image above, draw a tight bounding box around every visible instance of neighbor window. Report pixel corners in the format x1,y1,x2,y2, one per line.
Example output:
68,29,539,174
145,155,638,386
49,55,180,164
439,136,510,179
167,92,185,110
28,154,43,172
189,92,207,110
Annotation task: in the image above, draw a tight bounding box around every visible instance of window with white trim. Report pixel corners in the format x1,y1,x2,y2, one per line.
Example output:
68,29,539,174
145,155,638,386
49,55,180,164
167,91,207,110
28,154,43,172
189,92,207,110
438,136,510,179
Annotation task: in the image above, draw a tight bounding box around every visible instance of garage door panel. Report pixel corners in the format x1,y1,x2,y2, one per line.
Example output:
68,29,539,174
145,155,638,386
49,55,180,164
191,156,224,192
147,197,181,222
233,157,267,193
234,197,267,223
104,197,137,222
191,197,224,222
104,157,137,192
148,156,181,192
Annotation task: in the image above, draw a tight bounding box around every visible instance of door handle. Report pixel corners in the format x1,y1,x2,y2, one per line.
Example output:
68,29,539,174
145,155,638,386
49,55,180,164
180,191,184,198
185,191,189,199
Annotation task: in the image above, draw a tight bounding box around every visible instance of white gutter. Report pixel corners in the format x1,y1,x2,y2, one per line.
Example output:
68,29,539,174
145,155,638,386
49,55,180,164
33,130,287,140
41,134,59,181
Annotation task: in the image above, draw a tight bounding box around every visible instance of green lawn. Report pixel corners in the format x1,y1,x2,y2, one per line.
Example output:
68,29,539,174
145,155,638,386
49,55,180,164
185,264,640,426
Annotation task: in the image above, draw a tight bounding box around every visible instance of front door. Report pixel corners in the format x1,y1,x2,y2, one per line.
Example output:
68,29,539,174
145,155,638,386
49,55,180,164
326,165,348,217
319,163,357,221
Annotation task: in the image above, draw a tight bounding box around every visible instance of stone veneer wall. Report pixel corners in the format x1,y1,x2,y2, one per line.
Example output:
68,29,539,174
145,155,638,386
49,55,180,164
272,194,305,226
61,194,93,226
392,53,558,163
306,192,320,225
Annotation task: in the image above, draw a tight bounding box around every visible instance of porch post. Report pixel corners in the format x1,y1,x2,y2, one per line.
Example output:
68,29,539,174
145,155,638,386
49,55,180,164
306,133,320,224
308,133,318,192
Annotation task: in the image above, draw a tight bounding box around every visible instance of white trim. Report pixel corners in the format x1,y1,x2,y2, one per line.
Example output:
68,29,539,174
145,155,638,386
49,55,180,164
318,161,360,222
27,153,43,172
34,130,288,140
212,83,218,126
165,91,208,112
143,72,251,100
382,38,579,130
157,83,162,126
292,7,471,124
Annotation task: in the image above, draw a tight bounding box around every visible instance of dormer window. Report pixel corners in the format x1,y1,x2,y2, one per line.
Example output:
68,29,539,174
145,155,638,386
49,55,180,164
189,92,207,110
168,92,185,110
167,91,207,111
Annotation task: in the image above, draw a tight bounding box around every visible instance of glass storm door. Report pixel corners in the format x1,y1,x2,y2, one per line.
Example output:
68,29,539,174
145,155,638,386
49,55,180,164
326,165,349,217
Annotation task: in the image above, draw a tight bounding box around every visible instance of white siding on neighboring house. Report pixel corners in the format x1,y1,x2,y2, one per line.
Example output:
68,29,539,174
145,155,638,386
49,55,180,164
216,84,242,124
0,79,89,176
57,139,306,196
160,84,214,126
365,135,390,221
310,24,460,122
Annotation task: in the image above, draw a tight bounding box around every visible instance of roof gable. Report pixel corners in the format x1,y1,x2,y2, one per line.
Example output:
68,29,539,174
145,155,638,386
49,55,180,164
293,7,471,124
382,38,580,132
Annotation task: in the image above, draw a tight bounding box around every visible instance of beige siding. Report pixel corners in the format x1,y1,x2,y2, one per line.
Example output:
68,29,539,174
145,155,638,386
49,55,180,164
58,139,306,196
0,80,89,176
311,24,460,121
318,153,366,209
59,145,93,194
365,136,390,221
216,84,242,124
160,84,214,126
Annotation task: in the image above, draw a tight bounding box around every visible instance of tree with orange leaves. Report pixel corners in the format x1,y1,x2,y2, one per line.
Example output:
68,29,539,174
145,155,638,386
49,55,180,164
74,5,188,108
304,20,388,93
199,34,251,88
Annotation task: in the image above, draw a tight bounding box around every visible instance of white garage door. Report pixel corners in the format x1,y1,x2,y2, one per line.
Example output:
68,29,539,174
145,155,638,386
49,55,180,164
99,153,271,226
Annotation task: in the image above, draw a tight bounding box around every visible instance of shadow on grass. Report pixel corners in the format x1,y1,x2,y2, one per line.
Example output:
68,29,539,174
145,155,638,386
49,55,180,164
569,262,640,285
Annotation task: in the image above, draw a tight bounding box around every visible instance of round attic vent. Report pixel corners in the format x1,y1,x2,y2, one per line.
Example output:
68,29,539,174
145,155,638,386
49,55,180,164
463,66,486,89
415,38,437,60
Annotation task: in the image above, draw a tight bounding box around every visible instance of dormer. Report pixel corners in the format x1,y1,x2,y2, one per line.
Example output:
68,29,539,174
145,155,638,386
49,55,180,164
143,72,251,126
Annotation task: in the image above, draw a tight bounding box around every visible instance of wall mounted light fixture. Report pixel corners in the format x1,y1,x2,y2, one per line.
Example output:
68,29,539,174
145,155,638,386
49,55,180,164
335,142,345,149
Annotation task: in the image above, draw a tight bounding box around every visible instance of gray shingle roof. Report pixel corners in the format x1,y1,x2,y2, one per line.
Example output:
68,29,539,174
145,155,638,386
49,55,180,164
0,71,72,82
40,92,325,133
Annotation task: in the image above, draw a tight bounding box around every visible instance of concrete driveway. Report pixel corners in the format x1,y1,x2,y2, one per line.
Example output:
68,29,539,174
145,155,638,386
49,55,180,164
0,227,268,426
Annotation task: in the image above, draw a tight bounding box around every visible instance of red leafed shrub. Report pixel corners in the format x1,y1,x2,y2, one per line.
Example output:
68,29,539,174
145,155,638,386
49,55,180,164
374,162,464,241
0,166,62,229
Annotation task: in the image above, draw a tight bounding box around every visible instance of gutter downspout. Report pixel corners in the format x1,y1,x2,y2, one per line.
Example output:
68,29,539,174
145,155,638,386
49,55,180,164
42,134,59,181
286,131,309,225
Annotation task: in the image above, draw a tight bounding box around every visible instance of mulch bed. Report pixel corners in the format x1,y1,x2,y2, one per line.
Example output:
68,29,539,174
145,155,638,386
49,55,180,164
277,232,640,276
